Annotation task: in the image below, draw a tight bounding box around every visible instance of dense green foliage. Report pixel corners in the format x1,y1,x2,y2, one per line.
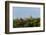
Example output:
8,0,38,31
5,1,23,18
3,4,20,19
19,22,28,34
13,16,40,28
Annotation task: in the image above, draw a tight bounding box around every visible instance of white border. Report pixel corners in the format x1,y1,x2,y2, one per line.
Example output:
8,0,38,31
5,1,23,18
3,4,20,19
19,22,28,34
9,3,43,32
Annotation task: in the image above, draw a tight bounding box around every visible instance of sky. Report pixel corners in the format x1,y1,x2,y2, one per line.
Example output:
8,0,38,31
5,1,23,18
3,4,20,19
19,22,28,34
13,7,40,19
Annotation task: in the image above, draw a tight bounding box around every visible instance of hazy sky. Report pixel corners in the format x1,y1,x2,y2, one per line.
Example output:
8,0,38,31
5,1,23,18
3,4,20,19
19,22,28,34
13,7,40,19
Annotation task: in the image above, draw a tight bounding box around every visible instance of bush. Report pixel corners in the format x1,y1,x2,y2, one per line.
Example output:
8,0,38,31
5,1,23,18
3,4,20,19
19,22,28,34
13,16,40,28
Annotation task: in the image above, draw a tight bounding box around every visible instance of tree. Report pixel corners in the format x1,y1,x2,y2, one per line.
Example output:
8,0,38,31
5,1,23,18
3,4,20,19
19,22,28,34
13,16,40,28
